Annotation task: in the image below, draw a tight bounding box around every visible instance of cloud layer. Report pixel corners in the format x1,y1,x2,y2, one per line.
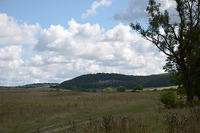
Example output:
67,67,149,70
0,13,41,45
114,0,177,23
0,13,167,86
35,19,166,73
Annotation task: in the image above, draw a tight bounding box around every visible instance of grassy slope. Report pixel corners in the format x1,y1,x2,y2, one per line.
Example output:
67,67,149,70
0,89,198,133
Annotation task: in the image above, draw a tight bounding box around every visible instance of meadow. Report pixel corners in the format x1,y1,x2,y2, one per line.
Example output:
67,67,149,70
0,88,199,133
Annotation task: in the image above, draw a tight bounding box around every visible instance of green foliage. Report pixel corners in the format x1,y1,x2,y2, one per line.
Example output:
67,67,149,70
117,86,126,92
102,87,114,92
0,83,59,89
177,86,186,96
133,84,143,91
153,89,158,91
160,87,200,108
131,0,200,101
159,92,176,108
59,73,174,92
20,83,59,88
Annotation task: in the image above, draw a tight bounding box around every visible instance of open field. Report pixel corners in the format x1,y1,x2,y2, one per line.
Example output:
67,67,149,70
0,88,199,133
145,86,177,91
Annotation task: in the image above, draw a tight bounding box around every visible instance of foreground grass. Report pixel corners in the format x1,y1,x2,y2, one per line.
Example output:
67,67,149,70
0,89,199,133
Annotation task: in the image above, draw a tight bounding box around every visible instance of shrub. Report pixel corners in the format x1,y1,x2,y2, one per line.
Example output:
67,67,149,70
177,86,186,96
133,85,143,91
117,86,126,92
159,92,176,108
102,87,114,92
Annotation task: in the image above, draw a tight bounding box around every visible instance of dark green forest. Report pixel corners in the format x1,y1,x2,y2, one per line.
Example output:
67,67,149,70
0,83,59,89
59,73,175,92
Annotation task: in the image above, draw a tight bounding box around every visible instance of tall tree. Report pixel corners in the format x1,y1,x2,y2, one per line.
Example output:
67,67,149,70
130,0,200,101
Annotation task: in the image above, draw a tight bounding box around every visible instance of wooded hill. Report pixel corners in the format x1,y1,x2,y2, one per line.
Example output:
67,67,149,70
59,73,175,92
0,83,59,89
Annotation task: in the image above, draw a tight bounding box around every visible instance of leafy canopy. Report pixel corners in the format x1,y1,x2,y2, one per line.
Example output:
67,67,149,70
131,0,200,101
117,86,126,92
133,85,144,91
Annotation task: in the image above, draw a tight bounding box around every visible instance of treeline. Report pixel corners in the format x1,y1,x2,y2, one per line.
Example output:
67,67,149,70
59,73,175,92
19,83,59,88
0,83,59,89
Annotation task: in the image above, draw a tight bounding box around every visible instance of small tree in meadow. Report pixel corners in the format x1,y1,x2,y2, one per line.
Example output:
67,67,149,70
133,84,143,91
102,87,114,92
159,92,176,108
117,86,126,92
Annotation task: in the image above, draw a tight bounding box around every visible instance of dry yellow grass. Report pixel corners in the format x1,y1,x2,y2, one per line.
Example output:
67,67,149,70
0,88,199,133
146,86,178,91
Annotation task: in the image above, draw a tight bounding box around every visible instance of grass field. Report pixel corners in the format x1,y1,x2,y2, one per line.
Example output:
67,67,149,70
0,88,199,133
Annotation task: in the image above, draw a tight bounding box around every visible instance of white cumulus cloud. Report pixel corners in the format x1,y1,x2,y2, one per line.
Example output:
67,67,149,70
0,45,24,85
82,0,112,19
0,14,167,86
0,13,41,45
35,19,166,77
0,45,24,68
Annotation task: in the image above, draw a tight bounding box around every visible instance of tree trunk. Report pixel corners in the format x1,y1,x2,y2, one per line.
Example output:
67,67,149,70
184,76,194,101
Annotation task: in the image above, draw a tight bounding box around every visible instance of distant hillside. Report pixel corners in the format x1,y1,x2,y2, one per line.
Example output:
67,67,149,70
17,83,59,88
0,83,59,89
59,73,175,92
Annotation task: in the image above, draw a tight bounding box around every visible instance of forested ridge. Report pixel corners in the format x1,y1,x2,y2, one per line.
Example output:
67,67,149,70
59,73,174,91
0,83,59,89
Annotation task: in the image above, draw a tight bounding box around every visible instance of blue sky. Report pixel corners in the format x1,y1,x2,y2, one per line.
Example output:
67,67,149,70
0,0,175,86
0,0,127,29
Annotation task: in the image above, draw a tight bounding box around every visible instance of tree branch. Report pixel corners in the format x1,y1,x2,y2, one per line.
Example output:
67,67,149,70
141,34,173,57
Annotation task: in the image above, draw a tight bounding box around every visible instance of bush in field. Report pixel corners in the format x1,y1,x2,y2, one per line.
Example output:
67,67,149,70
177,86,186,96
133,84,143,91
117,86,126,92
102,87,114,92
159,92,176,108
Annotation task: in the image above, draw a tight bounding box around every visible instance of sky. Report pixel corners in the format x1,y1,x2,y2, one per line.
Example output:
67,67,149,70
0,0,176,86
